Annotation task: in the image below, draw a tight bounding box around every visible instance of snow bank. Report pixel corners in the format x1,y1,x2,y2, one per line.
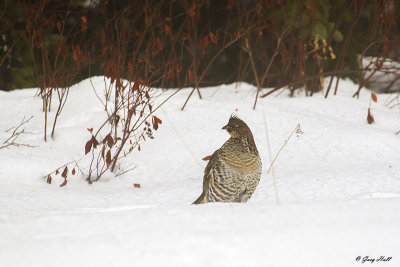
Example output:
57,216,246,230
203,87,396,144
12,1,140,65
0,77,399,267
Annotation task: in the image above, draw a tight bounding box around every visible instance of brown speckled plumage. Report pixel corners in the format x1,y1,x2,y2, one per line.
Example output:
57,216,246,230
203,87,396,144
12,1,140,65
193,116,262,204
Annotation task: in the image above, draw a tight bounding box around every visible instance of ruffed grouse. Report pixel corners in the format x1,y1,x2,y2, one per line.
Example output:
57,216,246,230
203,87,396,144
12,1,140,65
193,116,262,204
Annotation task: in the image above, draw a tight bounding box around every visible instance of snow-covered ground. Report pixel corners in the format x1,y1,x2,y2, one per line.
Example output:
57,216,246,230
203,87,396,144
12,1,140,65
1,78,399,267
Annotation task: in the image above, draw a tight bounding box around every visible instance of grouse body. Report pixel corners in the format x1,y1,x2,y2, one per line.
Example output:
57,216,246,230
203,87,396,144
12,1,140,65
193,116,262,204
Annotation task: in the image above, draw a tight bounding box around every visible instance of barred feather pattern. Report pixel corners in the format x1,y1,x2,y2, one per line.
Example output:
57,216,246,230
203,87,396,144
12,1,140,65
194,129,262,204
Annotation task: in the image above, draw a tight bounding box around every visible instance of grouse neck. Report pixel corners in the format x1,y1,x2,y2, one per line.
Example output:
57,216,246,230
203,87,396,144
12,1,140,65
227,135,259,155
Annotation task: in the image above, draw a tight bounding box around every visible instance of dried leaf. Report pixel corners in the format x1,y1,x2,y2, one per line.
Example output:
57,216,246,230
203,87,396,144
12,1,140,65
134,183,141,188
47,175,52,184
81,16,87,32
209,31,217,44
61,166,68,178
60,178,67,187
87,128,93,133
107,135,114,148
72,168,76,175
202,155,212,161
102,134,114,148
138,145,141,151
188,68,193,82
164,24,170,36
91,136,99,148
154,116,162,125
85,139,92,155
188,0,196,17
258,26,263,36
101,146,105,158
371,92,378,103
367,108,375,124
203,35,209,48
106,150,111,167
152,116,162,131
55,169,59,175
226,0,233,9
114,115,120,126
133,80,140,91
72,45,81,62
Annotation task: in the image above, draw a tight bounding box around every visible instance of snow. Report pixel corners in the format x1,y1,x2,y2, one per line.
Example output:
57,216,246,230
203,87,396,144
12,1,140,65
362,57,400,93
0,77,400,267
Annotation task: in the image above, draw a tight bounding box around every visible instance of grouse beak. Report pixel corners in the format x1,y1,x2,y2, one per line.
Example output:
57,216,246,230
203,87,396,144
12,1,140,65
222,125,228,130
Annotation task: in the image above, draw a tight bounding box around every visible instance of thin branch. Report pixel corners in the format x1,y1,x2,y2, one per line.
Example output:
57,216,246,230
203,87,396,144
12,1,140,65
1,116,36,150
267,123,300,174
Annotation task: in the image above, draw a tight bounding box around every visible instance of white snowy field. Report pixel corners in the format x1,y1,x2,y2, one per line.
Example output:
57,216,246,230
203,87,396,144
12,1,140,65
0,77,399,267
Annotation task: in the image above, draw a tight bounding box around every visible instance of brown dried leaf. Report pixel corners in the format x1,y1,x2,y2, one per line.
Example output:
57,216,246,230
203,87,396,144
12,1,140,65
114,115,120,126
107,135,114,148
91,136,99,148
203,35,209,48
164,24,170,36
133,80,140,91
134,183,141,188
202,155,212,161
61,166,68,178
60,178,67,187
102,134,114,148
47,175,52,184
226,0,233,9
85,139,92,155
72,168,76,175
55,169,59,175
209,31,217,44
367,108,375,124
188,68,193,82
101,146,105,158
81,16,87,32
102,134,109,144
152,116,162,131
154,116,162,125
106,150,111,167
73,45,81,62
87,128,93,133
371,92,378,103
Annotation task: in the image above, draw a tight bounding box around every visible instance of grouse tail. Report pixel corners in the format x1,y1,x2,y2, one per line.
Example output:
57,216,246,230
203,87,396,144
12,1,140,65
192,192,205,205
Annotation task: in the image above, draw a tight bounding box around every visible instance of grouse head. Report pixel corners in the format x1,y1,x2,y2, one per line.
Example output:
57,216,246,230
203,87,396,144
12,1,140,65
222,115,253,139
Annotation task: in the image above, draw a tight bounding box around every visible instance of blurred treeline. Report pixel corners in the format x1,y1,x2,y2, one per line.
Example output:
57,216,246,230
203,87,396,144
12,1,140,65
1,0,399,93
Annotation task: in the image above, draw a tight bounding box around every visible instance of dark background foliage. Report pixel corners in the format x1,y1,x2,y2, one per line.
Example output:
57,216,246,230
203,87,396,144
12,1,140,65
1,0,399,93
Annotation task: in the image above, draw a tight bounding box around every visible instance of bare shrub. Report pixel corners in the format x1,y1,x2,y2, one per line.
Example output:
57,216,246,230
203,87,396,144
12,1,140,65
1,116,35,150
